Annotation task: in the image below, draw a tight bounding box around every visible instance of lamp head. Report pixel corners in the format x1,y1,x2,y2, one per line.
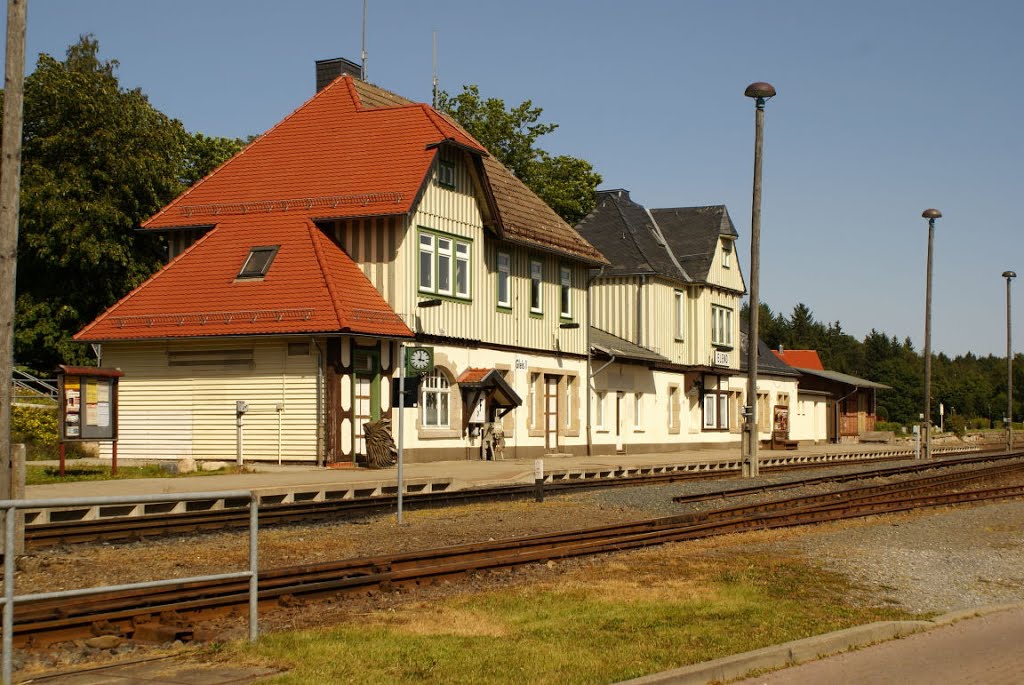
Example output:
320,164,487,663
744,82,777,99
921,208,942,220
1004,270,1017,280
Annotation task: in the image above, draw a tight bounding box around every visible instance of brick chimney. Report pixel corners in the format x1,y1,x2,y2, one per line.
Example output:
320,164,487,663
315,57,363,92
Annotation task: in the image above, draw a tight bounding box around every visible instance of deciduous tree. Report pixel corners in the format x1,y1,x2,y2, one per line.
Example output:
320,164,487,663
437,85,602,225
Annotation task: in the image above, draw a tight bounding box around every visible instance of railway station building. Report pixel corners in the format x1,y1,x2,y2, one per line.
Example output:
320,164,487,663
76,61,609,465
75,61,840,466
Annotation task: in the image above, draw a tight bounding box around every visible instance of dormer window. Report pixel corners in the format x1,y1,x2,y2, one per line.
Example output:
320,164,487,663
238,246,279,279
438,160,456,188
721,239,732,269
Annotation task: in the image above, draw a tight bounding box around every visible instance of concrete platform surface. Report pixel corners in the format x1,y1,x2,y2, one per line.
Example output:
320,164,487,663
23,441,952,502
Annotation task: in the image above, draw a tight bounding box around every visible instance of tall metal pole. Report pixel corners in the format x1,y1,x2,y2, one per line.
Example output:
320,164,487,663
742,82,775,478
396,343,406,524
1004,271,1016,452
0,0,28,510
921,209,941,460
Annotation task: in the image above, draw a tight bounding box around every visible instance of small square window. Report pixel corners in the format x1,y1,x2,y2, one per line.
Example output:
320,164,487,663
438,160,456,188
238,246,279,279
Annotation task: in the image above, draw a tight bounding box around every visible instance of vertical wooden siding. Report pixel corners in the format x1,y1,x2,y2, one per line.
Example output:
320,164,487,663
101,339,318,462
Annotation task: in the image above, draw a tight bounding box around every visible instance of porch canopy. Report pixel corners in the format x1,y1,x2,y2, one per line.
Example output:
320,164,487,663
795,367,890,390
457,368,522,418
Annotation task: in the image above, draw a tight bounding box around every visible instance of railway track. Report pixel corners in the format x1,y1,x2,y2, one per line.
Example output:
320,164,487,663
11,457,1024,647
21,447,1009,550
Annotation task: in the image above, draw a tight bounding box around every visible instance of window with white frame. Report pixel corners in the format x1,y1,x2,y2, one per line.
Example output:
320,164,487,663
455,242,470,298
559,266,572,318
418,230,471,300
437,237,452,295
674,290,685,340
496,252,511,308
703,390,729,430
419,234,435,292
595,391,606,430
530,259,543,314
712,305,733,347
634,392,644,429
721,239,732,268
421,369,451,427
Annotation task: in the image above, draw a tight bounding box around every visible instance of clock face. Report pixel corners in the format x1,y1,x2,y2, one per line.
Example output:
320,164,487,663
410,349,431,369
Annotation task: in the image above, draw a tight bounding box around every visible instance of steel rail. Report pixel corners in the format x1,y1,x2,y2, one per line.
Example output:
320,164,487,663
9,460,1024,645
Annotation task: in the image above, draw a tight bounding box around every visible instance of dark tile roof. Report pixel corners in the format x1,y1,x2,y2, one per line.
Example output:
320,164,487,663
576,190,740,285
739,327,801,377
590,326,670,364
649,205,738,284
574,190,688,280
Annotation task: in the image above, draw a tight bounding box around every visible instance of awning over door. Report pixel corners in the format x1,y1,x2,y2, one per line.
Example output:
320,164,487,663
457,368,522,418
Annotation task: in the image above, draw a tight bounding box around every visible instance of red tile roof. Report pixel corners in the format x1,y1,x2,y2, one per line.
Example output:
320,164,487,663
75,214,412,341
144,77,486,230
457,368,492,384
78,74,606,342
771,349,825,370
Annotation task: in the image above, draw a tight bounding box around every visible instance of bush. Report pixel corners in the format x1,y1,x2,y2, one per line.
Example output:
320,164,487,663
10,405,89,460
875,421,905,433
945,414,968,437
968,418,991,430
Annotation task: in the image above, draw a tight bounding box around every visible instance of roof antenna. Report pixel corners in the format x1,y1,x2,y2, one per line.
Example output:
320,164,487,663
361,0,368,80
432,31,439,107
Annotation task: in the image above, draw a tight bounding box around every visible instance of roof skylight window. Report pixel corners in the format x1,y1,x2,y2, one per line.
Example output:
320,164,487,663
238,246,279,279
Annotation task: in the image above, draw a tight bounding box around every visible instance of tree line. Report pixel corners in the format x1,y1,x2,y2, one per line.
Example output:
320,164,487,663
751,302,1021,428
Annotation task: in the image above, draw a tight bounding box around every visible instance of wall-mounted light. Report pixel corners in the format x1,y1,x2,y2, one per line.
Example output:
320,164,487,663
417,298,443,308
559,322,580,329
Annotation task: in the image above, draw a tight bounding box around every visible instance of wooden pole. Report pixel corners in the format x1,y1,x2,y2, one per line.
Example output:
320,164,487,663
0,0,28,504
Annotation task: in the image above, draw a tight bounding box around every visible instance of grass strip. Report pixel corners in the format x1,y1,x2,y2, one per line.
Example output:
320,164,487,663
216,542,916,684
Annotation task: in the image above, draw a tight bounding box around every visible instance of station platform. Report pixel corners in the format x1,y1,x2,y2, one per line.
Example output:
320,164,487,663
21,441,981,525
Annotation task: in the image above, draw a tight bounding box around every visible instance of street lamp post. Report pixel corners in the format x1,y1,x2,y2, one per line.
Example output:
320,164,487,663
743,81,776,478
1004,270,1016,452
921,209,941,459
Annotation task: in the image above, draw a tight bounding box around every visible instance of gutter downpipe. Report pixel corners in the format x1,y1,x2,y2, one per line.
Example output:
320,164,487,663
585,266,606,456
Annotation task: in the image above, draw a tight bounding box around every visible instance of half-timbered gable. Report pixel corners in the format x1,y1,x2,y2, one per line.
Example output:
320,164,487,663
76,65,607,464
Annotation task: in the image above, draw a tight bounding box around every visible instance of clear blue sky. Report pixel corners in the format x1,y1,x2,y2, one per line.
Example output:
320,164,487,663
6,0,1022,357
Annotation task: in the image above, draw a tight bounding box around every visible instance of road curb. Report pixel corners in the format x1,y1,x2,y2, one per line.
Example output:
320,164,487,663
616,603,1024,685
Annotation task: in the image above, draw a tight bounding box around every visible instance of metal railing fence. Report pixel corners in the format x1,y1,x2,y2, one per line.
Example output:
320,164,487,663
0,490,260,685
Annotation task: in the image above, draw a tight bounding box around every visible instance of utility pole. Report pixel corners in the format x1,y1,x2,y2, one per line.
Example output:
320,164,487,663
0,0,28,505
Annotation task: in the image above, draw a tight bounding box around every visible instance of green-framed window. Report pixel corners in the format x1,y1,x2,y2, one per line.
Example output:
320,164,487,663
530,259,543,315
559,266,572,319
418,229,471,300
496,251,511,309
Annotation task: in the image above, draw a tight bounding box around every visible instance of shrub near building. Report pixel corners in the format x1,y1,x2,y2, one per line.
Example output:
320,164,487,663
10,405,88,460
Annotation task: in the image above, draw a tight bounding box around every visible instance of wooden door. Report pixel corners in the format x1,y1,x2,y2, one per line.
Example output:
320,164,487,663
353,349,380,459
615,391,624,453
544,375,559,451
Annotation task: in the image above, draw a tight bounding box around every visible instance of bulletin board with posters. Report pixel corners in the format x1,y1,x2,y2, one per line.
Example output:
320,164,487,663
57,366,123,442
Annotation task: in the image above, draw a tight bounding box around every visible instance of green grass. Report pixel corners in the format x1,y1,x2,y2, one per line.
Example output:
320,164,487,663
216,546,918,684
25,463,237,485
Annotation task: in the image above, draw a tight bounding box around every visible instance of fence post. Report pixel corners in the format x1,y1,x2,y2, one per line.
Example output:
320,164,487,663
4,504,16,685
249,492,259,642
10,444,23,556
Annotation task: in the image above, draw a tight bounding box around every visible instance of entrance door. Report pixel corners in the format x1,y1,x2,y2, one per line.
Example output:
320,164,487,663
353,349,380,459
615,391,624,453
544,375,559,451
